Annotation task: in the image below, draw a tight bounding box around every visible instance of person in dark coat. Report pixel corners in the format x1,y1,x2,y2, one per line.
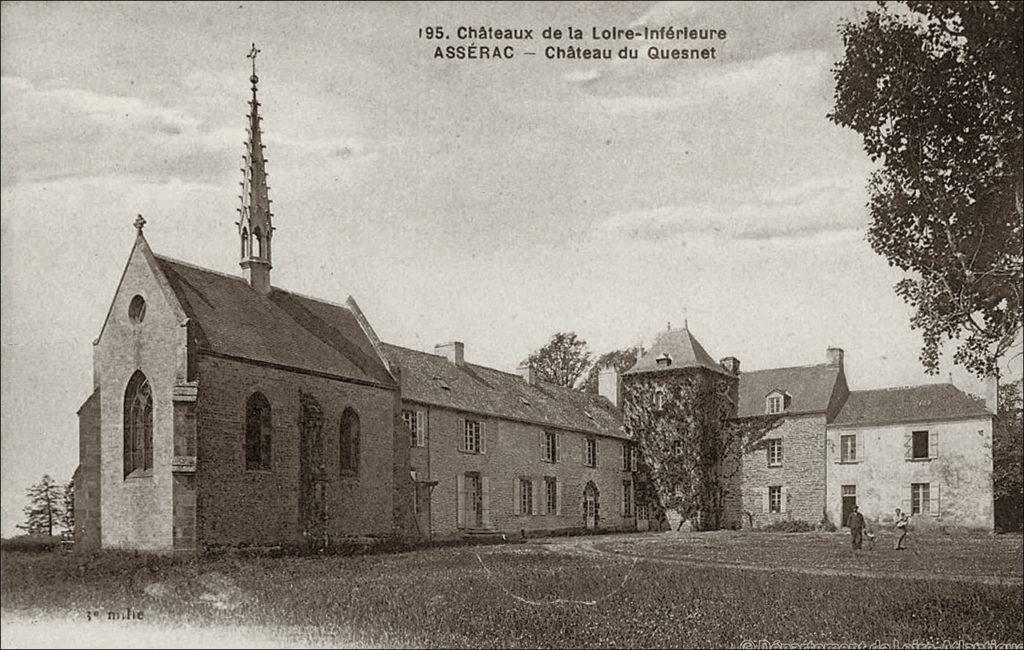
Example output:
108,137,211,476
847,505,866,549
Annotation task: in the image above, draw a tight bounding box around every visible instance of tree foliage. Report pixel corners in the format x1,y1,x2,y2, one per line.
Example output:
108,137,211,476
829,0,1023,378
17,474,65,537
524,332,593,388
621,372,781,531
581,347,640,394
61,478,75,533
993,380,1023,530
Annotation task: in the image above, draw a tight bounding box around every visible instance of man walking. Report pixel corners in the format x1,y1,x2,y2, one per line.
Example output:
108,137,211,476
847,504,865,550
893,508,909,550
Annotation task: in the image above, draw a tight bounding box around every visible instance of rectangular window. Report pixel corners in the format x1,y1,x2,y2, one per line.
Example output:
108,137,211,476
622,481,632,516
585,438,597,467
841,484,856,497
840,434,857,462
622,443,629,471
520,478,534,515
767,439,783,467
912,482,930,514
630,445,637,471
402,410,417,447
768,486,782,513
545,477,557,515
464,419,482,454
636,503,649,520
912,431,929,459
544,431,558,462
767,396,783,414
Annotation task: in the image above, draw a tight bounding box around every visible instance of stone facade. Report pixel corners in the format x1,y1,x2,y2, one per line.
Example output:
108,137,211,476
741,414,827,528
194,355,411,547
405,401,636,539
826,416,994,530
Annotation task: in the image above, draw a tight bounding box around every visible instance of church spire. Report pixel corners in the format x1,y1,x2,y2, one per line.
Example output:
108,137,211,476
238,42,273,293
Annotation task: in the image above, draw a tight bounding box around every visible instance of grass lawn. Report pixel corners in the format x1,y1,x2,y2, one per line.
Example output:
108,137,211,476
2,531,1022,648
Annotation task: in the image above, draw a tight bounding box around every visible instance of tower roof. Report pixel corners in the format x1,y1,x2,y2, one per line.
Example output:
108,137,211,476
624,325,733,377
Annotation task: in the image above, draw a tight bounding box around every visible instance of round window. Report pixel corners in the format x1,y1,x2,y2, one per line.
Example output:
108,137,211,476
128,295,147,323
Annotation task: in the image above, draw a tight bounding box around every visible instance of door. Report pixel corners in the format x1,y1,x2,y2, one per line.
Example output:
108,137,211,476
583,482,599,529
465,474,482,528
841,484,856,528
299,394,327,546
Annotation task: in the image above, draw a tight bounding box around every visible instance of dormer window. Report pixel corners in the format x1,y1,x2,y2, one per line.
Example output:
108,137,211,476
655,353,673,367
766,390,789,415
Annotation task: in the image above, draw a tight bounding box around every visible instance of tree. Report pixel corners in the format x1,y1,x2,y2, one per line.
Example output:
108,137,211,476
17,474,64,537
829,1,1023,379
993,381,1023,530
524,332,592,388
581,347,640,394
61,478,75,534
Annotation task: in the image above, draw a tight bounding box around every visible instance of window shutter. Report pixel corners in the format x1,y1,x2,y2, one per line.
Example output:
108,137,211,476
416,410,426,447
903,431,912,459
554,433,559,462
631,446,637,472
514,478,521,515
457,418,466,452
780,487,788,513
931,484,940,518
929,431,938,459
620,484,627,516
479,422,487,454
540,430,547,461
555,479,562,516
593,439,598,467
481,477,491,527
456,474,466,529
901,484,911,515
760,487,768,513
532,478,541,515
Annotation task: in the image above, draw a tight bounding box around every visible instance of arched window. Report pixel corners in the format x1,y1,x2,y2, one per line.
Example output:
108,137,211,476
339,407,360,474
654,389,666,411
241,227,249,257
245,392,272,470
123,371,153,478
253,227,263,258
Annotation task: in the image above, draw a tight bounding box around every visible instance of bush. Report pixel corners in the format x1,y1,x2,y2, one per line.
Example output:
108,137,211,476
0,535,61,553
760,520,816,533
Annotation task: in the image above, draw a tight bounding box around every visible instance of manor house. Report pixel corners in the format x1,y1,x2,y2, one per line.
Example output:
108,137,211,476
74,61,995,552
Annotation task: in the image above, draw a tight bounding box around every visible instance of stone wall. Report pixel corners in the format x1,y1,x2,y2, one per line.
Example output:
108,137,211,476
826,416,994,530
741,414,827,528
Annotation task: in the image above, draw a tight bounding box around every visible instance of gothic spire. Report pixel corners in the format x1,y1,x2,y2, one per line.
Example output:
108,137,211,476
238,43,273,293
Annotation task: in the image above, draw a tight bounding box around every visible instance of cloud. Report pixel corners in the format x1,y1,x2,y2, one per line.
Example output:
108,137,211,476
595,173,868,242
593,50,830,116
1,76,201,134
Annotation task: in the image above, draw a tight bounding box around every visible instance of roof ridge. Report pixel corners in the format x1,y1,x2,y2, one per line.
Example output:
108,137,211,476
154,254,249,284
850,382,958,394
742,363,833,374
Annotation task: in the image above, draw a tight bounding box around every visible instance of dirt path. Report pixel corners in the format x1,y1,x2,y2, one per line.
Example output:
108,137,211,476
533,536,1024,587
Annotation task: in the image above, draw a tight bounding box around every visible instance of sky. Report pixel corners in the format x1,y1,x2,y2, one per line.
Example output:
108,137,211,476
1,1,1021,536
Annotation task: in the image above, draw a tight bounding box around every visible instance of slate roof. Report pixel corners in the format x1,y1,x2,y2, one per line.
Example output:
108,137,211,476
737,364,842,418
832,383,992,427
624,327,732,377
155,256,395,387
384,344,625,439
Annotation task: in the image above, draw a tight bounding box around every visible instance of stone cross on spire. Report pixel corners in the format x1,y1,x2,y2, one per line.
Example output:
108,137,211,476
238,42,273,293
134,214,146,235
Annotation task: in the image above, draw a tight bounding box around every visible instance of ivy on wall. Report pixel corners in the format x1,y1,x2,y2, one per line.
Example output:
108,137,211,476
622,369,781,531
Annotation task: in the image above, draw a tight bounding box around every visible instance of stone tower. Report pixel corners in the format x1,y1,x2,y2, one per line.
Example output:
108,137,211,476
621,323,741,531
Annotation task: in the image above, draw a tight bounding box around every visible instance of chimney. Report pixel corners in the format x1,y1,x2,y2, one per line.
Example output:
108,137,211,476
983,375,999,415
827,347,844,368
720,356,740,374
517,363,537,385
435,341,464,366
598,366,621,408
